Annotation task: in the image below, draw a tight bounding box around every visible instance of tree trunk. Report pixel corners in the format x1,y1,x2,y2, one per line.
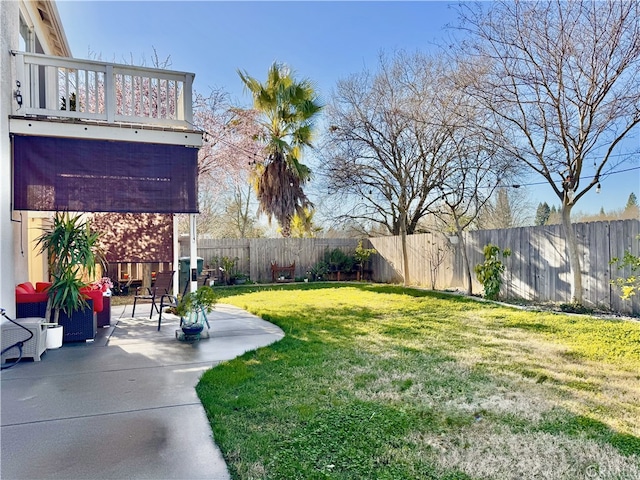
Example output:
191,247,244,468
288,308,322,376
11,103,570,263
400,209,410,286
459,232,473,296
561,203,583,304
451,215,473,295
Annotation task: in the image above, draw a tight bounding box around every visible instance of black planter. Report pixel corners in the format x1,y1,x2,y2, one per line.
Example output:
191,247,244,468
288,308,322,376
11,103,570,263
57,300,96,343
181,323,204,336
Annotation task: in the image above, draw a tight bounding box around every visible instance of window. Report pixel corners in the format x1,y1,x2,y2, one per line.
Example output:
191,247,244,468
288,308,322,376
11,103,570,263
19,14,31,52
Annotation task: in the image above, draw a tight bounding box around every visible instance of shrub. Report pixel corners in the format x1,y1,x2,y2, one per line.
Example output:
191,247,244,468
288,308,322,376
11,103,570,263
474,244,511,300
610,235,640,300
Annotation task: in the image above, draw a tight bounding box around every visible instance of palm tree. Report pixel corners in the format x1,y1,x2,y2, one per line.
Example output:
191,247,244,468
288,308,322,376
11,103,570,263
238,63,322,236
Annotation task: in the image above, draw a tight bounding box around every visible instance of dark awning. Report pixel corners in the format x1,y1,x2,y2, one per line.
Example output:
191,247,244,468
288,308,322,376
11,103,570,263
12,135,198,213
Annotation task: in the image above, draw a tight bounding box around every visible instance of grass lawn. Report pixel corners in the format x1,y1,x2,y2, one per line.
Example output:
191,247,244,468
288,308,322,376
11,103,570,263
196,283,640,480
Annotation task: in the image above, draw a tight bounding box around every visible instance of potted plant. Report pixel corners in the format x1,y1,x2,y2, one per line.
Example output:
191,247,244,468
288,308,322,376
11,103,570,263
175,285,216,339
219,256,239,285
36,212,104,343
354,240,377,281
232,273,249,285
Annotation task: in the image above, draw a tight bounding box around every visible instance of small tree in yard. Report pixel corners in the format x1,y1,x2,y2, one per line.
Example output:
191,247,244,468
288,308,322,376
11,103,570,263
474,244,511,301
610,235,640,301
354,240,377,280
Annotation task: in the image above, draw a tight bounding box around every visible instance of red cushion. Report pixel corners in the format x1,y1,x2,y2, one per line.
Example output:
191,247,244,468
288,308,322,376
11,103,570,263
35,282,52,293
16,292,49,304
80,286,103,313
15,282,48,304
16,282,36,294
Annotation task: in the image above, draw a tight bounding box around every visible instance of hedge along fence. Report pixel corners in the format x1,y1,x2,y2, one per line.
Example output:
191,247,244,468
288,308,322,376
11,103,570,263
179,218,639,315
369,219,640,315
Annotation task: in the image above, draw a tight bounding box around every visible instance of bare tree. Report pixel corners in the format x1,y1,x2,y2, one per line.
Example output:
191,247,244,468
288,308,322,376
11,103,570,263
184,93,264,237
321,52,463,284
322,52,453,236
458,0,640,304
434,137,509,295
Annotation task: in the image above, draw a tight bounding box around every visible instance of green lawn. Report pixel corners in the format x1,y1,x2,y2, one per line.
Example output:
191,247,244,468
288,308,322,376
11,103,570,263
196,284,640,480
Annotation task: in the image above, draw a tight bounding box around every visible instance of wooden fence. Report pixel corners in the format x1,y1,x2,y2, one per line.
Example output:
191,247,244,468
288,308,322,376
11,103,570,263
179,237,365,283
369,219,639,315
180,219,639,315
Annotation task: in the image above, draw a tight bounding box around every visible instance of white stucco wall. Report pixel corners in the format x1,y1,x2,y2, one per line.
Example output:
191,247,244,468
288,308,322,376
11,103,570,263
1,1,19,317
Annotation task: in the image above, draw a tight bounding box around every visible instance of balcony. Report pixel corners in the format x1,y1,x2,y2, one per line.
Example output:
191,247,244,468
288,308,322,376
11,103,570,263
9,51,201,147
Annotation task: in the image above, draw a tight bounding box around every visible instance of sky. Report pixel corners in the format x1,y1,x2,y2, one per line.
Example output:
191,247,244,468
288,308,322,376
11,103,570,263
55,0,639,216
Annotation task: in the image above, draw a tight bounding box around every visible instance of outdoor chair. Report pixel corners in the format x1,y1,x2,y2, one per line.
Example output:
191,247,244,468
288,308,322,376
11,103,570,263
132,271,175,319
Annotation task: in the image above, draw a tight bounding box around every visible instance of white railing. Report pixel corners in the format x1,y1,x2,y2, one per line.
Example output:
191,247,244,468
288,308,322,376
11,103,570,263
11,51,194,128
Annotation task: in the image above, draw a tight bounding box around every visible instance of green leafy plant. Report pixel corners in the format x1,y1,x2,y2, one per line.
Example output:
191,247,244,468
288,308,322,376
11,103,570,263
474,243,512,300
324,248,355,273
220,256,239,285
610,235,640,300
354,240,376,270
176,285,217,325
35,212,104,324
308,261,328,281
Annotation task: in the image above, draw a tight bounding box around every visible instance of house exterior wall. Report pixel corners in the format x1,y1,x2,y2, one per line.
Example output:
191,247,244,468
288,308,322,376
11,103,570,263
1,0,69,317
1,1,20,317
3,1,200,313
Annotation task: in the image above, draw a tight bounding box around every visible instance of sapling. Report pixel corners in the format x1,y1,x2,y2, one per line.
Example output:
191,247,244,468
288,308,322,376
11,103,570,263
474,244,511,300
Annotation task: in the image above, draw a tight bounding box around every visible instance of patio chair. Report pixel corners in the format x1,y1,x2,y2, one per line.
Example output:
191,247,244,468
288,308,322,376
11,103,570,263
132,271,174,319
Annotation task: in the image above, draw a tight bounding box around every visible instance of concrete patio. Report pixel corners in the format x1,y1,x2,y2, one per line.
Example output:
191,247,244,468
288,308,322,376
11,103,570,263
1,302,284,479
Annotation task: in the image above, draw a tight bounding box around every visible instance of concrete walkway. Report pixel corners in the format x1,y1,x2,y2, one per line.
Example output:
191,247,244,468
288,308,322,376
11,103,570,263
1,303,284,479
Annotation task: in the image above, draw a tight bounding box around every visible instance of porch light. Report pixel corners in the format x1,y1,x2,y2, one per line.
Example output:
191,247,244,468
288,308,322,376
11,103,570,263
596,183,601,194
14,81,22,107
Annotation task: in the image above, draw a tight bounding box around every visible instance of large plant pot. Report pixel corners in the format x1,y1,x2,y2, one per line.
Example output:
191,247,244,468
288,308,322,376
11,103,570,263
179,321,204,342
57,300,96,343
45,325,63,349
181,323,204,336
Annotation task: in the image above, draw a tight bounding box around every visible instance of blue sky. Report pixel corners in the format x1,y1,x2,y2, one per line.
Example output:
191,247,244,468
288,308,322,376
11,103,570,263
56,1,639,215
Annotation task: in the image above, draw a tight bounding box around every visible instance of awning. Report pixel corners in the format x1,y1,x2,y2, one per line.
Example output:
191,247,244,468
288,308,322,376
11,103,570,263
12,135,198,213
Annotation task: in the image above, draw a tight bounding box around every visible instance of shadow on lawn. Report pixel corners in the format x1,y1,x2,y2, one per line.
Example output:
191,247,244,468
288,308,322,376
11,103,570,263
537,412,640,457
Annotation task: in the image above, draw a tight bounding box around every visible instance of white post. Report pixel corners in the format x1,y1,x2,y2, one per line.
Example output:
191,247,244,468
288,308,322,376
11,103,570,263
105,65,115,123
189,213,197,293
172,214,179,297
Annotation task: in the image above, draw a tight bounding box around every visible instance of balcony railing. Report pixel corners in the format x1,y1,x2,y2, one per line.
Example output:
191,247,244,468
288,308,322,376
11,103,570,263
11,51,194,129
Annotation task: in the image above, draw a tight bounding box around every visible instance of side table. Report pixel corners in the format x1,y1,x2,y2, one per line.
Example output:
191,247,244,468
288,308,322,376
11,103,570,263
1,317,47,363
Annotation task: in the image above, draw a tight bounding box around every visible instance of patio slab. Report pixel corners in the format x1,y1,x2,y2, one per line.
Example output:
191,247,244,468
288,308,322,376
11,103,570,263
1,302,284,480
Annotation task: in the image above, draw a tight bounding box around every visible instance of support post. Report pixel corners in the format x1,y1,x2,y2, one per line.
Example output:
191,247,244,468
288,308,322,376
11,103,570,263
172,214,179,297
189,213,197,293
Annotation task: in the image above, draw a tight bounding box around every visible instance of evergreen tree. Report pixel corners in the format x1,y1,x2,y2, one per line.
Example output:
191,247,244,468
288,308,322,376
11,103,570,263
625,192,638,211
534,202,551,226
